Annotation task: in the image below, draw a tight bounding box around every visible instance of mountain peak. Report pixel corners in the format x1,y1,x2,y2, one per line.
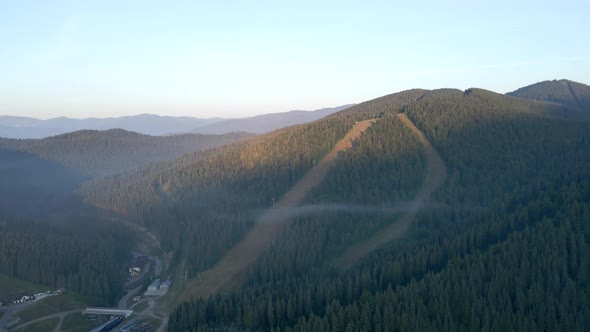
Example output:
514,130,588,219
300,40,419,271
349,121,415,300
507,79,590,113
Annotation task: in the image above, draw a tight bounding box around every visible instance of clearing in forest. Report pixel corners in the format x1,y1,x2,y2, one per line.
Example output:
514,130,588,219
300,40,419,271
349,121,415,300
178,119,377,303
331,113,447,269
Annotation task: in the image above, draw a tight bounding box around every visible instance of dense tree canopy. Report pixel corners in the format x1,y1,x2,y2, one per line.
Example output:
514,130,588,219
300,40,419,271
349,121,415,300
507,79,590,116
0,217,134,305
82,90,428,275
2,80,589,330
165,88,590,331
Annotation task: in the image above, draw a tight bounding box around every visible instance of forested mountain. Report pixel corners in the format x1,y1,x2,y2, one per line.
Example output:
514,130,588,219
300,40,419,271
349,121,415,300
82,89,427,268
0,114,222,138
507,79,590,115
164,88,590,331
83,83,590,331
3,79,590,330
0,129,252,178
192,105,354,134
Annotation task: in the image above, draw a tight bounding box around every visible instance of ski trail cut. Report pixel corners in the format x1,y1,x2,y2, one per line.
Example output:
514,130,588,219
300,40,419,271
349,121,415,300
179,119,377,302
332,114,447,269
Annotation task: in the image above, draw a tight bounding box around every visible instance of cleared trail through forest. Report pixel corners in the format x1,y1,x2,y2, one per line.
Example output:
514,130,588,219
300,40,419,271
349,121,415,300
179,119,377,302
332,113,447,269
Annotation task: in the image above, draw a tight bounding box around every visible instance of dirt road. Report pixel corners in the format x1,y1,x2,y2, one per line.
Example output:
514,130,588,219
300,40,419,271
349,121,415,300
331,113,447,269
9,309,82,331
179,119,377,302
118,286,141,309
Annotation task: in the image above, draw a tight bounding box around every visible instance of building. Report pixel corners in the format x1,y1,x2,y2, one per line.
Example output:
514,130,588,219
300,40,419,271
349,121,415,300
147,279,160,291
82,307,133,318
129,267,141,277
159,280,172,290
15,295,32,303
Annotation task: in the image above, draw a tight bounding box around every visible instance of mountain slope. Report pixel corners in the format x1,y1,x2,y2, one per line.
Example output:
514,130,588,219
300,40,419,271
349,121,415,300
82,89,426,265
0,130,252,178
80,84,590,331
179,119,377,302
0,148,84,216
507,79,590,115
192,105,353,134
165,87,590,331
331,113,446,269
0,114,222,138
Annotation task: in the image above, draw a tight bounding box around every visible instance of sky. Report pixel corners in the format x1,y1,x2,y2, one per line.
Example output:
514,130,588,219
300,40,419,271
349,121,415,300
1,0,589,119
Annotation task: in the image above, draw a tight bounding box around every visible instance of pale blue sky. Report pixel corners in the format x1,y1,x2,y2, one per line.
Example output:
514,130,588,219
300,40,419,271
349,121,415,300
1,0,589,118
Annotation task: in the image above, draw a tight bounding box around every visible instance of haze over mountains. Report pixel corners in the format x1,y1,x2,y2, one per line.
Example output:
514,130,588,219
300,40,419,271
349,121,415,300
190,105,354,134
0,129,251,216
0,105,353,139
1,79,590,332
0,130,252,178
0,114,222,138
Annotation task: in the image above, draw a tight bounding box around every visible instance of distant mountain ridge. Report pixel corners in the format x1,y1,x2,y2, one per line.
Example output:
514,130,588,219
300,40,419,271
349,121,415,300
0,105,354,139
0,114,223,139
191,105,354,134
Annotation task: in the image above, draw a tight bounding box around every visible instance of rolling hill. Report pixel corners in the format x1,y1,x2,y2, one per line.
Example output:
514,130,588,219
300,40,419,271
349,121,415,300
191,105,354,134
0,129,252,178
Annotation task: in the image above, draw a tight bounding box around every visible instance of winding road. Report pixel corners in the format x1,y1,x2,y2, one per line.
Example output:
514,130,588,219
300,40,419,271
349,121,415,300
118,286,141,309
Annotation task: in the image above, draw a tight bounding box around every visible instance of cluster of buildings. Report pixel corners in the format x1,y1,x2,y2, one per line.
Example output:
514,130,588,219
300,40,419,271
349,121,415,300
13,295,33,304
11,290,59,304
147,279,171,291
144,278,172,296
2,289,63,306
